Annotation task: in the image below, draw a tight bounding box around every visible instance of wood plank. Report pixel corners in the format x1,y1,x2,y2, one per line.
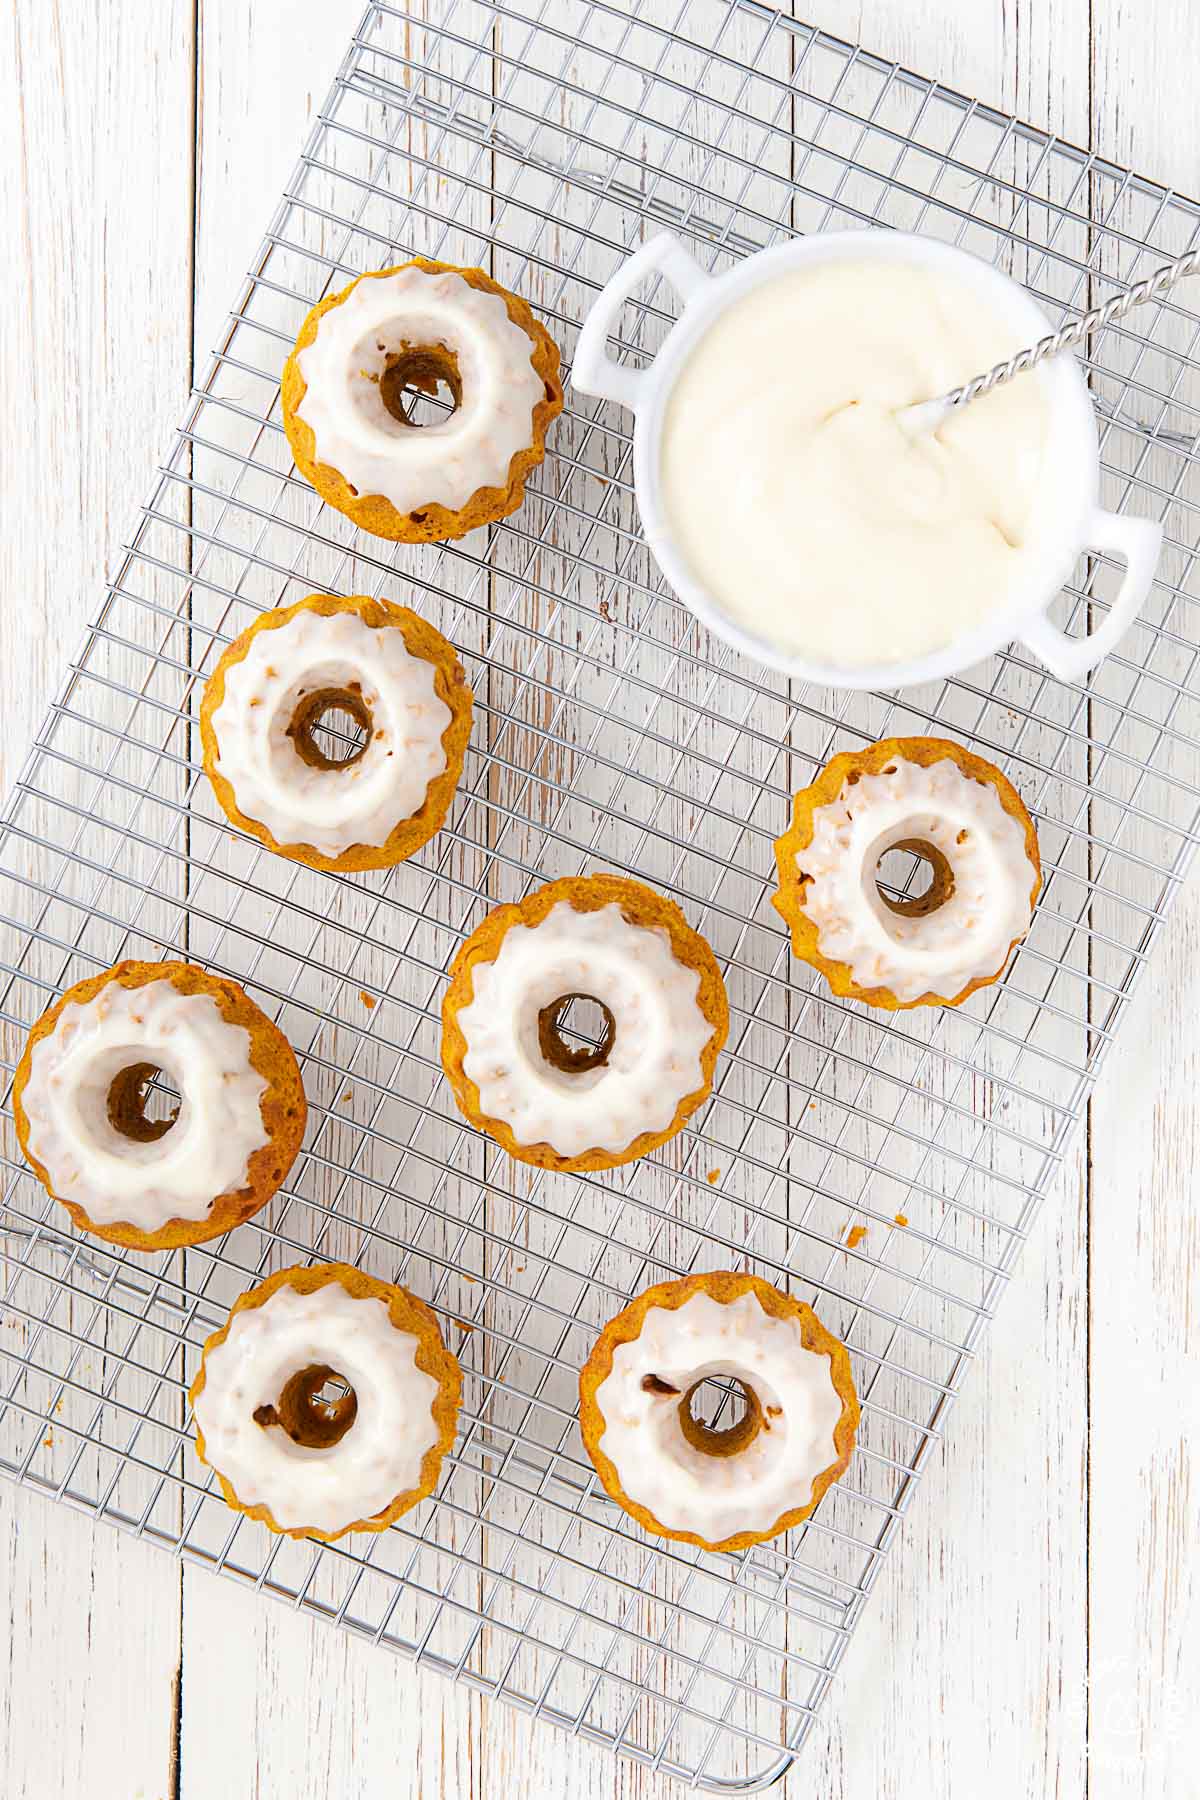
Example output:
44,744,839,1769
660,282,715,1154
177,7,492,1800
473,3,807,1789
1087,3,1200,1792
787,3,1093,1796
1,1490,183,1800
0,2,195,1797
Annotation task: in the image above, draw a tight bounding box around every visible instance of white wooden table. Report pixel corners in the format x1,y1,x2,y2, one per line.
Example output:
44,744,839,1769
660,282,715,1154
1,2,1197,1794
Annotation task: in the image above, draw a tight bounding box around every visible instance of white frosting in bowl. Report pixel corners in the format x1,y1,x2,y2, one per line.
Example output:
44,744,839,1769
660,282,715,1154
18,977,268,1231
658,259,1049,667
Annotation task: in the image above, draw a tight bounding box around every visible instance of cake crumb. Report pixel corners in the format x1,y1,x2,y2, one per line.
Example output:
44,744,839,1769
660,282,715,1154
360,990,377,1010
42,1432,54,1448
599,599,612,621
845,1224,867,1249
894,1212,909,1227
706,1168,721,1184
341,1090,353,1104
462,1272,478,1285
453,1317,476,1335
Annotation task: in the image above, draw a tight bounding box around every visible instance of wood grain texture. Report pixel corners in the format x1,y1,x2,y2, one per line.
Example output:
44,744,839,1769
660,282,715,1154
1087,8,1200,1794
0,1,1197,1797
792,6,1094,1795
0,3,193,1798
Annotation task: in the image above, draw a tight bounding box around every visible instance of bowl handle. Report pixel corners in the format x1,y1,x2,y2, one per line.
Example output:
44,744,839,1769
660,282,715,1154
572,233,710,410
1017,509,1162,682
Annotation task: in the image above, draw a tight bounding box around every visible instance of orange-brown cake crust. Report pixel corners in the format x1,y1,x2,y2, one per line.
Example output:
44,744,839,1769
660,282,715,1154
578,1270,860,1553
189,1262,462,1542
772,735,1042,1011
12,960,306,1252
281,260,563,542
199,592,473,872
440,873,729,1173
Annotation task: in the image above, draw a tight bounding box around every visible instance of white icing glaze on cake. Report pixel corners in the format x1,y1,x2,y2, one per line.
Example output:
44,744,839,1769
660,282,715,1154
193,1279,441,1535
209,606,451,858
19,977,268,1231
456,899,715,1158
793,753,1037,1003
295,265,545,515
593,1289,845,1542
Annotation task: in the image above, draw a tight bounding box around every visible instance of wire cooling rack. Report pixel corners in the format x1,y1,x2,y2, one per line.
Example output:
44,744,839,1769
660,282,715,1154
2,0,1200,1787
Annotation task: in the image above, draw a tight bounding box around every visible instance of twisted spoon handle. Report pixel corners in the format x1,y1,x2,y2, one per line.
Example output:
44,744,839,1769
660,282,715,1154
945,245,1200,410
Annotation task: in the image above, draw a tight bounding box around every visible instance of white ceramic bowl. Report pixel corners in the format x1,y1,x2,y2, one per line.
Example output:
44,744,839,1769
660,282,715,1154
572,229,1162,688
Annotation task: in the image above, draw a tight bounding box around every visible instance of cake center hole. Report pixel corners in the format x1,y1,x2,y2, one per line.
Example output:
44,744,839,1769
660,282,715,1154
106,1062,181,1143
678,1375,764,1459
537,992,616,1075
288,686,372,770
255,1363,358,1449
876,837,955,919
380,345,463,428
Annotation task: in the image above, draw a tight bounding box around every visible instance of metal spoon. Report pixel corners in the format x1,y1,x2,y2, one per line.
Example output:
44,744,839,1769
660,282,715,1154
897,245,1200,438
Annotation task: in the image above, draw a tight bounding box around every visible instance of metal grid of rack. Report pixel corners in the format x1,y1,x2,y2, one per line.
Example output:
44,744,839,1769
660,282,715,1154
2,0,1200,1787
